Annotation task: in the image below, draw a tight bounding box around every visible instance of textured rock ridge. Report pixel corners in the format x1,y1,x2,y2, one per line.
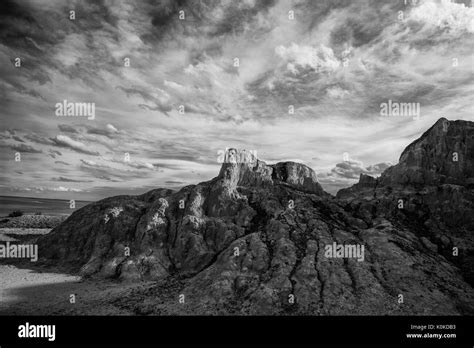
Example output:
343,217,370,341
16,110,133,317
216,148,324,194
337,118,474,288
37,149,325,281
380,118,474,186
271,161,325,195
35,120,474,315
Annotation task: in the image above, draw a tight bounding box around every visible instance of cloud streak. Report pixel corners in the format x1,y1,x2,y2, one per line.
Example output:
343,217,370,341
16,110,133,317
51,135,100,156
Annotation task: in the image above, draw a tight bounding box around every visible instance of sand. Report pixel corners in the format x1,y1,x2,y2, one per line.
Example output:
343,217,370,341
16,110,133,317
0,217,138,315
0,215,184,316
0,264,149,315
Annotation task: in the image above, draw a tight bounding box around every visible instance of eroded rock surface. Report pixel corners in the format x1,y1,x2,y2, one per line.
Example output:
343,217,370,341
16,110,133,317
36,120,474,315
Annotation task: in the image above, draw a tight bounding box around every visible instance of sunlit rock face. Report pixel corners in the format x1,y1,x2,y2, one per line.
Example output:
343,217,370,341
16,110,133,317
379,118,474,187
36,120,474,315
271,161,325,195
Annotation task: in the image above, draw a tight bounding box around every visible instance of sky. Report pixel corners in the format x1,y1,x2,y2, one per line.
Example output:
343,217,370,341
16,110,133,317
0,0,473,200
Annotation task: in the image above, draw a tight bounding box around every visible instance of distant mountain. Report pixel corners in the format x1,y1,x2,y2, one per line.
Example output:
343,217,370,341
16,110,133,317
36,118,474,315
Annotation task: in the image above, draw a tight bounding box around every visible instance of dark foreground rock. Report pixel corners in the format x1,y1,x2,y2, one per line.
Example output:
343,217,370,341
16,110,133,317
35,119,474,315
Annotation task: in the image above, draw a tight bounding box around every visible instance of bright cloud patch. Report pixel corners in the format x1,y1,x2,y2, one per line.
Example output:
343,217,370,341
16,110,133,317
52,135,100,156
276,43,341,74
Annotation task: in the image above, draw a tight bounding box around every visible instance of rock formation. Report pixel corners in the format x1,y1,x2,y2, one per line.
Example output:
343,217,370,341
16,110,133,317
337,118,474,287
36,118,474,315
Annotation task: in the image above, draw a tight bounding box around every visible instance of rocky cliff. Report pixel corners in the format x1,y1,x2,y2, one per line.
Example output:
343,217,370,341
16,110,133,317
337,118,474,287
36,118,474,315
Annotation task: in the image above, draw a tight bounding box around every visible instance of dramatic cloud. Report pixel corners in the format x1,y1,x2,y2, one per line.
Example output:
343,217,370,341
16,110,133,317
275,43,341,74
410,0,474,33
0,0,472,200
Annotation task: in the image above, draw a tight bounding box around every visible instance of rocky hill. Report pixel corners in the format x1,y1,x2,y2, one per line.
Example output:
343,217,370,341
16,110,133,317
35,118,474,315
337,118,474,287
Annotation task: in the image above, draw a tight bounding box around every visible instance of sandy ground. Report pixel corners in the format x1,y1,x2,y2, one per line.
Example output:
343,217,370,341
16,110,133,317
0,265,81,313
0,224,142,315
0,221,187,316
0,264,156,315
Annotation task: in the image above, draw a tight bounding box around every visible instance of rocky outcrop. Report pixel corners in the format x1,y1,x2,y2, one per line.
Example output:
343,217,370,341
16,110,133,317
37,151,325,282
380,118,473,187
337,118,474,288
271,161,326,195
35,120,474,315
